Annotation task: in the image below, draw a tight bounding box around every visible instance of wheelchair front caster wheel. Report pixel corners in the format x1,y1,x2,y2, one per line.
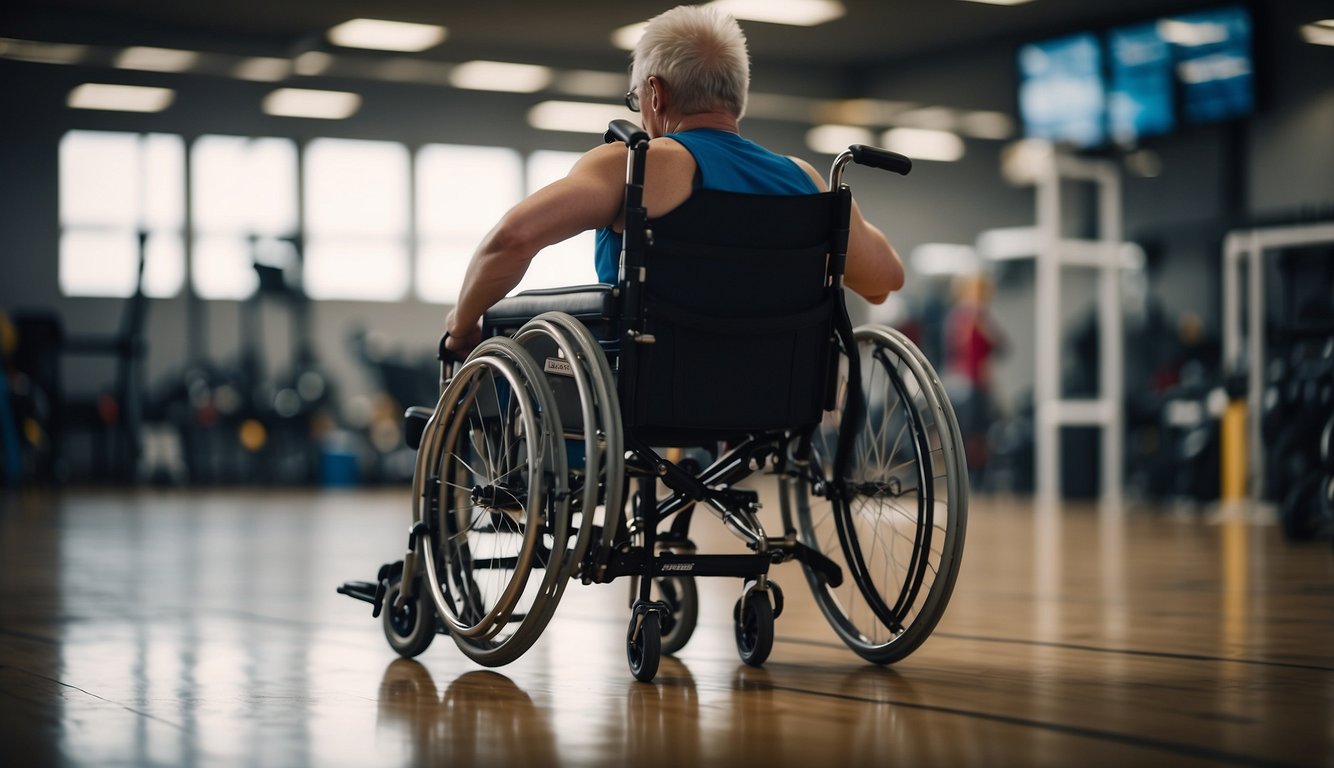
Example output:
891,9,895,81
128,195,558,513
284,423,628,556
629,573,699,656
734,591,774,667
627,610,662,683
382,577,436,658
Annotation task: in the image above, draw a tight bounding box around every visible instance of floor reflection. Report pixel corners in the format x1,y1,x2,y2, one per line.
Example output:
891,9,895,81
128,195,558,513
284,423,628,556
1,490,1330,767
378,662,559,767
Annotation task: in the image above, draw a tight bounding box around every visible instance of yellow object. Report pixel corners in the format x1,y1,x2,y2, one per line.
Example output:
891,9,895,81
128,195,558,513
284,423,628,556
239,419,268,453
1221,400,1247,500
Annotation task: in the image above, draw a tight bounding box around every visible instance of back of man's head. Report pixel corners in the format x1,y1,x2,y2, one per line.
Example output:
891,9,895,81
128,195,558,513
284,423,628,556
632,5,750,119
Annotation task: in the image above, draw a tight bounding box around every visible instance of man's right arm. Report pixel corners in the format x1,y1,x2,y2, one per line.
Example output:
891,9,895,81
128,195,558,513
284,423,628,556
444,143,627,353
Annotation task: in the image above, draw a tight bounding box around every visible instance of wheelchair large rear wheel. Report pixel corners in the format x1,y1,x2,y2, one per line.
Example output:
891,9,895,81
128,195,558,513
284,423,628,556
515,312,624,584
415,337,571,667
785,325,967,664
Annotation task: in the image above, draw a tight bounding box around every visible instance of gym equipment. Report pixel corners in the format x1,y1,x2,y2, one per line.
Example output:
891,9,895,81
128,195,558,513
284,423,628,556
341,123,969,682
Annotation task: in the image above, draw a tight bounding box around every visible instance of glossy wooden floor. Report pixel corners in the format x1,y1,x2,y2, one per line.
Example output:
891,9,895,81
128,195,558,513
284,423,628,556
1,486,1331,767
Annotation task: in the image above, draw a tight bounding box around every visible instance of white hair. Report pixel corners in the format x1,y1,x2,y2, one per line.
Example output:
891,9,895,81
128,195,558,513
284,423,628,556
631,5,750,118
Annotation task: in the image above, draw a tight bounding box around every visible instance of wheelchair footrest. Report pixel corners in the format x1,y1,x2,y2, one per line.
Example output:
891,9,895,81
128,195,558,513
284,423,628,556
337,580,380,605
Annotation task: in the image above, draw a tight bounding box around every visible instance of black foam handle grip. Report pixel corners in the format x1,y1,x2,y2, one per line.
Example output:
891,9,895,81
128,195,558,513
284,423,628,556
438,333,461,364
605,119,649,147
849,145,912,176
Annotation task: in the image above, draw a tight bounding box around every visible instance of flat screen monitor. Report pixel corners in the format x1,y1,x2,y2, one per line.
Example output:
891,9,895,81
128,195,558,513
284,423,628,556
1017,32,1106,149
1162,4,1254,125
1020,5,1254,149
1108,22,1175,145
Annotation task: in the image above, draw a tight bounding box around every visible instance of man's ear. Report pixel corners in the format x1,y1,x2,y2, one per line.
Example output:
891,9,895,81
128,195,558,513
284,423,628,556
649,75,665,112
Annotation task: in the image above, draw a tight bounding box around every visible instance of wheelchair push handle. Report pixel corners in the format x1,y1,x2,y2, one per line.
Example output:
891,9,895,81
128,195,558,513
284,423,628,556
830,144,911,189
605,119,649,148
849,145,912,176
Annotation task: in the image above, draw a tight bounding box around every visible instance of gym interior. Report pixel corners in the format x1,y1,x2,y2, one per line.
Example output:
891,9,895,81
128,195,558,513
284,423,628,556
1,1,1331,766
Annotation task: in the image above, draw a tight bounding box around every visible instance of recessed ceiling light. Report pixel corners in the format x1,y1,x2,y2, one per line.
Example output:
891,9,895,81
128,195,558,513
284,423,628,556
68,83,175,112
0,37,87,65
958,0,1035,6
233,57,291,82
805,124,875,155
262,88,361,120
528,101,635,134
115,46,198,73
707,0,845,26
611,22,647,51
555,70,630,98
449,61,552,93
959,110,1014,139
293,51,333,76
327,19,447,52
882,127,965,162
1301,20,1334,46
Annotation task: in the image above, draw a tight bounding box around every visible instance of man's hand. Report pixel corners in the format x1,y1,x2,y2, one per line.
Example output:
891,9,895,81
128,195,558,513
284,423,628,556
444,309,482,357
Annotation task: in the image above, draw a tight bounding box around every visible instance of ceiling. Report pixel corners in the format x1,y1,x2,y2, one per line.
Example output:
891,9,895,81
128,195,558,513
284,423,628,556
3,0,1220,76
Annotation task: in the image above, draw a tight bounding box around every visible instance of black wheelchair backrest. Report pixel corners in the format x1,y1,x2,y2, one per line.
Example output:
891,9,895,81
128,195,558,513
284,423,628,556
621,187,849,442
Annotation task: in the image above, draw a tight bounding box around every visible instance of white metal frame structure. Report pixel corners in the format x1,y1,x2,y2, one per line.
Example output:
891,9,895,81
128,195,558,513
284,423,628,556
1221,220,1334,501
980,150,1129,503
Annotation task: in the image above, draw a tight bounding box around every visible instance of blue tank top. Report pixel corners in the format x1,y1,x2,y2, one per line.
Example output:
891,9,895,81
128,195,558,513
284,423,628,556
594,129,818,283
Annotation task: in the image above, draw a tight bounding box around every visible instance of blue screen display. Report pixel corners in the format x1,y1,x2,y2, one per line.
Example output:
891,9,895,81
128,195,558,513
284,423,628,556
1019,5,1254,149
1018,33,1106,148
1108,22,1175,144
1163,5,1254,125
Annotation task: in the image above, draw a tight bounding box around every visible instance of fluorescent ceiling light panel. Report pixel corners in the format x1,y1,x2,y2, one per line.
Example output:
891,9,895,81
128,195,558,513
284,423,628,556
556,70,630,98
529,101,635,134
958,0,1035,5
263,88,361,119
959,110,1014,139
805,125,874,155
327,19,447,52
115,46,198,73
707,0,845,26
449,61,552,93
233,57,291,82
893,106,957,130
611,22,647,50
0,38,87,64
1301,20,1334,46
882,127,965,162
1157,19,1229,47
68,83,175,112
293,51,334,76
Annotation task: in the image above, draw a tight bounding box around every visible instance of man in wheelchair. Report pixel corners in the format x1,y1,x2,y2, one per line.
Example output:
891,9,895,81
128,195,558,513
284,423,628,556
341,4,967,685
443,4,903,356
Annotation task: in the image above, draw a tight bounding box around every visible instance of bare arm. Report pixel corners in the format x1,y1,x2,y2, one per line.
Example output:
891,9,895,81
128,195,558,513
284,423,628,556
792,157,905,304
444,143,626,353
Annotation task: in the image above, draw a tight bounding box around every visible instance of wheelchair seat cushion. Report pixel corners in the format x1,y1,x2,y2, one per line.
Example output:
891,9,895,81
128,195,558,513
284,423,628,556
483,284,617,341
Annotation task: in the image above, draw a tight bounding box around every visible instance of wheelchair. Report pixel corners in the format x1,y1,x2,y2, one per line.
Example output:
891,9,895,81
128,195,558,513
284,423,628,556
340,120,968,682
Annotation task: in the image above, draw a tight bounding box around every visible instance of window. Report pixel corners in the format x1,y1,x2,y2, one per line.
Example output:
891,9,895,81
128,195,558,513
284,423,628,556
516,150,598,292
415,144,523,304
59,130,184,297
304,138,410,301
191,135,298,300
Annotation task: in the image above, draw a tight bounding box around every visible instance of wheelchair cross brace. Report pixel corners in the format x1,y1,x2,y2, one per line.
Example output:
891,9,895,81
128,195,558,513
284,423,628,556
600,435,843,588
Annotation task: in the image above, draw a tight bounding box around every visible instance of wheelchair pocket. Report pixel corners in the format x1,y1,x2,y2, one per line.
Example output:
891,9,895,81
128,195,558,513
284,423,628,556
632,297,832,435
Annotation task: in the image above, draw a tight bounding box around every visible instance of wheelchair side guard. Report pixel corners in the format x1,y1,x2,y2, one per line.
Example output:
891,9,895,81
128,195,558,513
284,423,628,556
403,406,433,451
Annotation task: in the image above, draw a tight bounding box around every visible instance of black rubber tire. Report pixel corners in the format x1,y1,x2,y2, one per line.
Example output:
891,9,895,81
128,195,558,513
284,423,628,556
734,592,774,667
381,577,436,658
628,611,662,683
